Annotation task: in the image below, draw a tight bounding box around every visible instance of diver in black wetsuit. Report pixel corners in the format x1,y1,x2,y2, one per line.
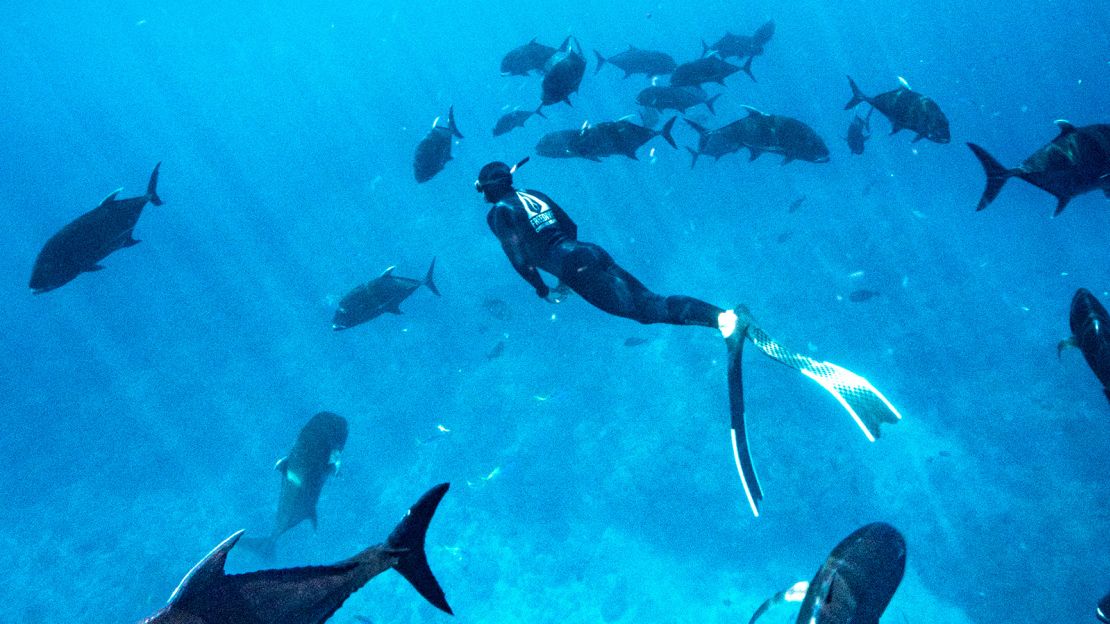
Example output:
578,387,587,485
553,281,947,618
475,158,903,518
475,159,737,333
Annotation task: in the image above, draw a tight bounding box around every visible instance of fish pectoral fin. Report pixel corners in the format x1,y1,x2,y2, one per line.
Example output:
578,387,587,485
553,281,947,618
387,302,404,314
285,469,303,487
274,457,288,473
122,237,142,248
1056,336,1077,359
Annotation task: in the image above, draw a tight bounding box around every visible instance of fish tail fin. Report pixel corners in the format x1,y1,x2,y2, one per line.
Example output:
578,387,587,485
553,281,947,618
147,162,164,206
967,143,1016,211
686,146,700,169
423,257,441,297
844,76,869,109
705,93,721,115
593,50,606,74
238,535,277,560
683,117,709,136
740,56,755,82
701,39,710,57
447,106,464,139
385,483,453,615
660,116,677,149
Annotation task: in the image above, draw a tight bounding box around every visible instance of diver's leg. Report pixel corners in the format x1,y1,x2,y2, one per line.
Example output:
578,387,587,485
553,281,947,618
561,243,723,326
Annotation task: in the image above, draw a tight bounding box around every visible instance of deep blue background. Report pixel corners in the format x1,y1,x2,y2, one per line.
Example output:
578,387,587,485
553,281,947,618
1,1,1108,623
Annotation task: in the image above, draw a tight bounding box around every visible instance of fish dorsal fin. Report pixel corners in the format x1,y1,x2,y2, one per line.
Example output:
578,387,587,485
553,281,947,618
168,531,244,606
274,457,288,473
1054,119,1077,137
579,120,590,133
380,265,397,278
741,105,766,118
897,75,912,90
627,44,636,51
430,116,440,129
98,188,123,207
617,113,637,122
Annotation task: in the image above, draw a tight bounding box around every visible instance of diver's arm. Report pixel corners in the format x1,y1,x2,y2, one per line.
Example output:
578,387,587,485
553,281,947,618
488,206,549,298
509,254,549,298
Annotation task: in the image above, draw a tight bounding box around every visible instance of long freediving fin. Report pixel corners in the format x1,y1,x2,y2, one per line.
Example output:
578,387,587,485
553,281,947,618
736,306,902,441
725,320,763,518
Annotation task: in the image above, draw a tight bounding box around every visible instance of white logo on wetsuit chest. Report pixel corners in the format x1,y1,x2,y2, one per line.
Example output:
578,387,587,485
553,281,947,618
517,191,556,232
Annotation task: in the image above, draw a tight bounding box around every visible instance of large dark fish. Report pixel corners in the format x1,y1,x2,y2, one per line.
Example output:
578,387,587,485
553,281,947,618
1099,591,1110,623
732,106,830,164
636,85,720,114
241,412,349,559
501,38,556,76
846,110,872,155
579,116,677,159
1059,288,1110,404
683,118,747,167
967,121,1110,215
703,19,774,81
492,107,546,137
413,108,464,183
29,163,164,294
332,259,440,331
791,523,906,624
594,46,676,78
536,129,598,161
540,36,586,107
140,483,453,623
670,55,747,88
845,76,950,144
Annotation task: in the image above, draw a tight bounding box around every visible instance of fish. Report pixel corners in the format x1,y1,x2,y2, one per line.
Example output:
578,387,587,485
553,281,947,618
844,76,950,144
635,85,720,114
670,55,747,88
791,523,906,624
1058,288,1110,404
702,19,774,80
846,110,872,155
241,412,349,559
485,340,505,360
578,116,677,160
1099,591,1110,623
413,107,464,183
481,297,512,321
140,483,453,623
500,38,556,76
29,163,164,294
535,129,600,161
492,106,546,137
623,337,649,347
540,36,587,107
967,121,1110,215
732,106,830,164
683,118,748,167
594,46,677,78
788,195,807,213
332,259,440,331
849,289,880,302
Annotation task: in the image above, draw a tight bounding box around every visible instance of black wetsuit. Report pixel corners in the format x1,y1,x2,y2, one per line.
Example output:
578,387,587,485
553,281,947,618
486,188,722,327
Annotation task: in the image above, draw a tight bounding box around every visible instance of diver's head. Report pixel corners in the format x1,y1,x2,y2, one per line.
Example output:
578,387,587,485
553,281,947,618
475,157,528,202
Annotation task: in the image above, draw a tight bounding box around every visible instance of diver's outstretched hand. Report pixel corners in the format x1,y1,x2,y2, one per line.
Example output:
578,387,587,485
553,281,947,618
544,282,573,304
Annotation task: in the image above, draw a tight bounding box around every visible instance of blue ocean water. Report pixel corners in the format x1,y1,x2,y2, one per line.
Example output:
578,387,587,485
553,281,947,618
1,0,1108,622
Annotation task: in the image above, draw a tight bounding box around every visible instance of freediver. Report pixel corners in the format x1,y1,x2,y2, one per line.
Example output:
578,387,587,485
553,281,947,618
474,158,902,516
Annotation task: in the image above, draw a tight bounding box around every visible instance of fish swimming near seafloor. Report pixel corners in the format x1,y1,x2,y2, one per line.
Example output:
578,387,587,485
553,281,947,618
29,163,164,294
492,107,546,137
501,38,556,76
140,483,454,623
750,523,906,624
594,46,677,78
241,411,349,559
844,76,949,144
332,259,440,331
413,108,464,183
1058,288,1110,405
967,121,1110,215
540,36,587,107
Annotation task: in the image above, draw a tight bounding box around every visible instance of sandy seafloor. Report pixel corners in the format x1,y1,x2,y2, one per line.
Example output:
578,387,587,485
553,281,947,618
0,1,1108,623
